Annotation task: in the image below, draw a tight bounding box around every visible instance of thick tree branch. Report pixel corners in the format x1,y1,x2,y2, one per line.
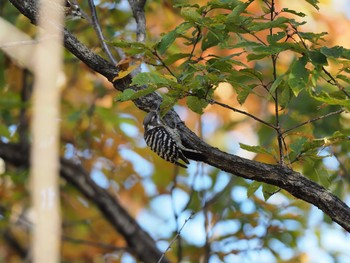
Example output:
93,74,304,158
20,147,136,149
0,142,169,263
128,0,147,43
8,0,350,234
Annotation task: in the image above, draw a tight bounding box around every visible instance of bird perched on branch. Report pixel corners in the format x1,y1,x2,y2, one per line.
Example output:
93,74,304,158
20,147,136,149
36,0,83,20
143,111,201,168
64,0,83,20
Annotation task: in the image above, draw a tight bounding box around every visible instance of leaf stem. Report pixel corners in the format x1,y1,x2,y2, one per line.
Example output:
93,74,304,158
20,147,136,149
87,0,117,64
209,99,276,130
322,67,350,98
268,0,285,165
152,50,177,78
283,109,344,134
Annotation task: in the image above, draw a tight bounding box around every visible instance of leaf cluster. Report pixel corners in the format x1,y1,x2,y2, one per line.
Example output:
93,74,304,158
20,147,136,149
113,0,349,115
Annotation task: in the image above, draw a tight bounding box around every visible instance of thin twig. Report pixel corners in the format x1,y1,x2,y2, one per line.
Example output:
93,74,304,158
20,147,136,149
240,27,267,46
322,67,350,98
152,50,177,78
87,0,117,64
157,213,194,263
268,0,284,165
283,109,344,134
203,204,210,263
188,26,202,62
210,99,276,130
170,174,183,262
199,116,210,263
333,151,350,181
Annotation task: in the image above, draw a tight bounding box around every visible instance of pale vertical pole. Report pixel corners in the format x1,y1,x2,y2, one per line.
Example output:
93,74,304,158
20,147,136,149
31,0,65,262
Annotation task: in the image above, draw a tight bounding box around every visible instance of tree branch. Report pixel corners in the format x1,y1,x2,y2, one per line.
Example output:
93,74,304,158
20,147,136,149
8,0,350,235
283,109,344,134
128,0,147,43
209,99,276,130
87,0,117,64
0,142,169,263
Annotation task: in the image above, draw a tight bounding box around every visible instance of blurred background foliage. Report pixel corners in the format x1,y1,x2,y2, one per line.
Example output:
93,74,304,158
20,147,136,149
1,0,350,262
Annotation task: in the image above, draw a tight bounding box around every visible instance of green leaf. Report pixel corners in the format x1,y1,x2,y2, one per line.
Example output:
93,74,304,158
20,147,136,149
281,8,306,17
302,132,349,154
109,40,148,49
202,30,221,51
233,40,262,49
333,180,344,198
115,89,136,102
289,19,307,27
119,86,158,101
239,143,274,156
298,32,327,43
237,84,254,104
336,74,350,84
239,68,264,82
341,48,350,59
290,137,308,155
186,96,208,114
157,30,178,54
279,81,293,109
115,87,158,102
131,72,177,87
320,46,344,58
247,53,270,61
270,74,285,94
226,0,253,24
180,7,202,23
324,131,350,145
160,95,178,115
247,181,261,198
316,169,331,188
288,55,309,96
305,0,320,10
208,0,240,10
207,57,233,72
248,43,304,61
163,53,190,65
173,3,200,8
310,90,350,108
156,22,193,54
309,50,327,65
249,17,289,32
262,183,280,201
109,40,149,55
267,31,287,44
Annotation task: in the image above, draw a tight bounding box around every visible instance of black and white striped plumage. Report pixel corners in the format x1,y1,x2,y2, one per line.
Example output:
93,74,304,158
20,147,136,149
64,0,83,20
143,111,194,168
